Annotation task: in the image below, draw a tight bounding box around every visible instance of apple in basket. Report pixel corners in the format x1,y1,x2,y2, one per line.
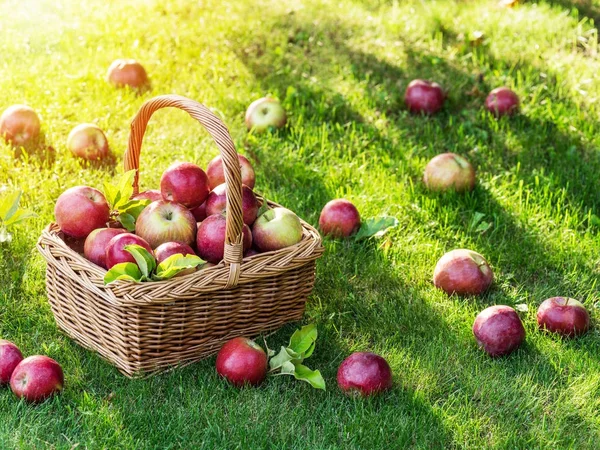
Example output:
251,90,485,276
155,242,198,276
191,201,207,222
84,227,127,269
66,123,110,161
473,305,525,357
0,104,41,147
196,213,252,264
106,59,150,91
245,97,287,132
105,233,154,270
0,340,24,384
319,199,361,238
55,186,111,239
206,154,256,189
424,153,476,193
10,355,64,403
485,87,519,117
131,189,162,202
205,183,259,226
404,79,445,115
252,207,303,252
216,337,268,386
337,352,393,396
135,200,197,249
433,249,493,296
160,162,210,209
537,297,590,337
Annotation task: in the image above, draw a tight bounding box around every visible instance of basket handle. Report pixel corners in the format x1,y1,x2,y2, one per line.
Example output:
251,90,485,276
123,94,244,287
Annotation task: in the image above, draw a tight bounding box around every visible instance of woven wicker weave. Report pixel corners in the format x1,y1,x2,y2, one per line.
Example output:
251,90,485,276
37,95,324,377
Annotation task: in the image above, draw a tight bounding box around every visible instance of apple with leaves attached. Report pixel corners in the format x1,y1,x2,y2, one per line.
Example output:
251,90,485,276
55,186,110,239
196,213,252,263
485,87,519,117
205,183,259,226
0,104,41,147
424,153,475,192
537,297,590,337
206,154,256,189
155,241,198,277
433,249,493,296
245,97,287,132
0,340,23,384
216,337,268,386
106,59,150,91
135,200,197,249
337,352,393,396
405,80,445,115
105,233,154,269
67,124,110,161
319,199,361,238
84,227,127,268
252,207,303,252
473,305,525,357
10,355,64,403
160,162,209,209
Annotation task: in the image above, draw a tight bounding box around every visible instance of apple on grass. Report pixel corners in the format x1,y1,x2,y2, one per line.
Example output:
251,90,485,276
485,87,519,117
319,199,361,238
205,183,259,226
206,154,256,190
337,352,393,396
424,153,475,193
10,355,64,403
0,340,24,384
0,104,41,147
106,59,150,91
54,186,110,239
537,297,590,337
216,337,268,387
196,213,252,264
67,124,110,161
135,200,197,249
84,227,127,268
131,189,162,202
160,162,209,209
404,80,445,115
433,249,493,296
245,97,287,132
473,305,525,357
252,207,303,252
105,233,154,270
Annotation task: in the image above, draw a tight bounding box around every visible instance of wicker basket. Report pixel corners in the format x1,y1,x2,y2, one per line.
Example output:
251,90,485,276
36,95,324,377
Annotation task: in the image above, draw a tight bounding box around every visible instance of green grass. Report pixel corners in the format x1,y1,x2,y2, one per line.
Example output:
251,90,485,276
2,0,600,447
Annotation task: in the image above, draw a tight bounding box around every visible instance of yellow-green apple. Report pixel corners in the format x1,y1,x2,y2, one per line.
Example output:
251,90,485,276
54,186,110,239
424,153,475,192
67,123,110,161
485,87,519,117
105,233,154,269
216,337,268,387
404,80,445,115
191,201,207,222
10,355,64,403
245,97,287,132
106,59,150,91
131,189,162,202
434,249,493,296
84,227,127,268
196,213,252,263
473,305,525,357
135,200,197,249
337,352,392,396
319,199,361,238
537,297,590,337
0,104,41,147
252,207,303,252
206,154,256,189
205,183,259,225
0,340,23,384
160,162,209,209
155,241,198,276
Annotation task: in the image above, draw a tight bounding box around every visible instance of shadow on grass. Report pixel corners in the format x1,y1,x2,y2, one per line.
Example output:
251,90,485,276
544,0,600,24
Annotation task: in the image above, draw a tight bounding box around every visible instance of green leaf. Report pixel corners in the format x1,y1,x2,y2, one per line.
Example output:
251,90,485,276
302,340,316,359
3,208,37,227
279,360,296,375
104,263,143,285
153,254,205,280
117,213,136,232
0,191,21,222
292,363,326,390
256,200,271,218
124,244,156,279
120,199,151,219
269,346,301,371
104,170,137,210
289,323,318,355
103,182,120,209
354,216,399,241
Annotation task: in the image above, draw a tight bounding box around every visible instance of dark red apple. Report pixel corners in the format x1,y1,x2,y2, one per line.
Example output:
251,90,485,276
206,154,256,190
84,227,127,268
433,249,493,296
537,297,590,337
131,189,162,202
67,123,110,161
424,153,475,192
319,199,361,238
0,340,24,384
473,305,525,357
10,355,64,402
244,248,260,258
106,59,150,91
404,79,445,115
0,104,41,147
252,207,303,252
205,183,259,226
155,242,196,263
485,87,519,117
191,201,207,222
135,200,197,248
215,337,268,387
196,213,252,263
160,162,210,209
105,233,154,269
54,186,110,239
337,352,393,396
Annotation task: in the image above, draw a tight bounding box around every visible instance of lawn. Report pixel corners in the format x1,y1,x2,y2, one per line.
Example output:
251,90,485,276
2,0,600,448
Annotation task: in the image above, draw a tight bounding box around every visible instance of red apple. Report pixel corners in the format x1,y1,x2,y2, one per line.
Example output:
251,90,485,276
252,207,303,252
433,249,493,296
106,59,150,91
206,154,256,190
105,233,154,269
245,97,287,132
67,123,110,161
196,213,252,263
131,189,162,202
319,199,361,238
135,200,197,249
537,297,590,337
404,79,445,115
473,305,525,357
205,183,259,226
55,186,110,239
10,355,64,403
84,227,127,268
215,337,268,387
0,104,41,147
424,153,475,192
0,340,23,384
160,162,209,209
154,241,196,263
337,352,393,396
191,201,207,222
485,87,519,117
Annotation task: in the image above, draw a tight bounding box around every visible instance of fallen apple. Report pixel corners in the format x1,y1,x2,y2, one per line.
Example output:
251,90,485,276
216,337,268,387
10,355,64,403
67,123,110,161
205,183,259,226
433,249,493,296
404,79,445,115
106,59,150,91
319,199,361,238
135,200,197,249
537,297,590,337
84,227,127,268
252,207,303,252
0,104,41,147
337,352,393,396
245,97,287,132
105,233,154,270
160,162,210,209
473,305,525,357
0,340,24,384
196,213,252,264
131,189,162,202
55,186,111,239
485,87,519,117
424,153,475,192
206,154,256,190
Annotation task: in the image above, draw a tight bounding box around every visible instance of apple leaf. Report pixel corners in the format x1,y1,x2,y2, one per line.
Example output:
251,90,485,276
153,253,206,280
124,244,156,279
256,200,271,218
118,213,136,232
0,190,36,230
291,363,326,390
289,323,318,355
3,207,37,227
269,346,301,371
120,199,151,219
354,216,399,241
104,169,137,211
104,262,143,284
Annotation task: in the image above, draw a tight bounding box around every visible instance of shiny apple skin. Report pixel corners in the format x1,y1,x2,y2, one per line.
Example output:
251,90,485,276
473,305,525,357
196,214,252,264
160,162,210,209
537,297,590,337
10,355,64,403
84,227,128,268
54,186,110,239
404,79,445,115
337,352,393,396
206,154,256,190
105,233,154,269
0,340,24,384
485,87,519,117
319,199,361,238
215,337,268,387
433,249,493,296
205,183,259,226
